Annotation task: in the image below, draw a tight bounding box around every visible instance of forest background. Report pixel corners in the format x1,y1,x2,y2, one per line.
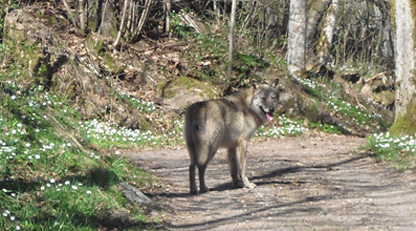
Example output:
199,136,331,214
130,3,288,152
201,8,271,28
1,0,416,230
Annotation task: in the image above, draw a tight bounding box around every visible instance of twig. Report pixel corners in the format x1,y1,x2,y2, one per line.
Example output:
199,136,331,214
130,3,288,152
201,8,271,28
61,0,78,28
132,0,153,41
113,0,129,51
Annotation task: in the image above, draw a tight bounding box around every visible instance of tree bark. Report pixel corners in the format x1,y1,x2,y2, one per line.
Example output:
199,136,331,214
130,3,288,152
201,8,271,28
227,0,237,82
287,0,307,76
316,0,338,66
113,0,129,51
79,0,86,34
164,0,171,34
389,0,416,136
306,0,332,51
94,0,109,47
374,0,394,62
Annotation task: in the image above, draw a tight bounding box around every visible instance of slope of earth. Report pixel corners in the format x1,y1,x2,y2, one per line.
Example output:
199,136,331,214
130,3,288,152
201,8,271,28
127,135,416,230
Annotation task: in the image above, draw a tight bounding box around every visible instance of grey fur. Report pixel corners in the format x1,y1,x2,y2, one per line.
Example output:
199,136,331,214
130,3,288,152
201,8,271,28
184,79,280,194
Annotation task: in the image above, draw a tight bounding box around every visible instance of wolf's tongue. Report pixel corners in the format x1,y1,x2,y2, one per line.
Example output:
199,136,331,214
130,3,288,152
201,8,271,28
266,113,273,121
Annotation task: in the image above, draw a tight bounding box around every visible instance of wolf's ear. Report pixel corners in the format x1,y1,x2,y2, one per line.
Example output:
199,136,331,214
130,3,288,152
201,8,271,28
252,81,259,89
271,78,279,88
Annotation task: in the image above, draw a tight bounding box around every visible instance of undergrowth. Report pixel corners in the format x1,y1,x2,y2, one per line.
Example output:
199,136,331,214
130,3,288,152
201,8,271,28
0,82,162,230
366,132,416,170
170,12,268,86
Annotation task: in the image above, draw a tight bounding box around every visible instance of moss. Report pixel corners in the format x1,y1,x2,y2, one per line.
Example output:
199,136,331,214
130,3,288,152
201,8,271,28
157,81,167,96
88,19,98,32
139,117,152,131
372,91,394,107
389,102,416,136
27,53,42,74
304,102,321,123
102,52,124,73
159,77,219,99
86,34,104,56
48,17,58,25
390,0,396,30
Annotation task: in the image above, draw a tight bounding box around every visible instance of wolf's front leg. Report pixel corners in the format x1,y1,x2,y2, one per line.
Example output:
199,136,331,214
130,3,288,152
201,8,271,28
237,139,256,189
228,147,243,187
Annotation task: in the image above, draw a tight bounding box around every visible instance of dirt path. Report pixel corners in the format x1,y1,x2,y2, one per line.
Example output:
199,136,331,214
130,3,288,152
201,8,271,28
127,135,416,230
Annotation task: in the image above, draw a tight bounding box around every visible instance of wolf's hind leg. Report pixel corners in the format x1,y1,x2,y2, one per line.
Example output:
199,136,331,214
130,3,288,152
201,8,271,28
198,164,209,193
189,160,197,194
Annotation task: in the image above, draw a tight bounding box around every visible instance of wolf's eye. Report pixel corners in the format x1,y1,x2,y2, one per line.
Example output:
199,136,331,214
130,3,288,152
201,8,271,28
261,97,266,101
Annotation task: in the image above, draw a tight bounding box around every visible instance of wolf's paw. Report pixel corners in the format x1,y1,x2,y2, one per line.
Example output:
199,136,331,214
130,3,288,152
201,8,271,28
233,180,245,188
242,177,256,189
199,187,210,193
244,182,256,189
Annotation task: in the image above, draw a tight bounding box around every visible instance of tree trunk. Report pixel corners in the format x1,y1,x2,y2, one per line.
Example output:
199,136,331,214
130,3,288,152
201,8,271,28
389,0,416,136
287,0,307,76
79,0,86,34
306,0,332,51
164,0,171,34
113,0,129,51
316,0,338,66
227,0,237,82
374,0,394,62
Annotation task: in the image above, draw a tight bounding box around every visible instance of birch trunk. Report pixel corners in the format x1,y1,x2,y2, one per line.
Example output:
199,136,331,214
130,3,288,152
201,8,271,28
227,0,237,82
287,0,307,76
164,0,171,34
389,0,416,135
79,0,86,34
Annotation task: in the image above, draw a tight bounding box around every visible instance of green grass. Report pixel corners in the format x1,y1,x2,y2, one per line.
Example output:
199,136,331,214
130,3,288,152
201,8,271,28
77,117,184,150
310,122,343,134
256,115,308,138
0,85,161,230
117,92,156,113
366,132,416,170
291,74,390,134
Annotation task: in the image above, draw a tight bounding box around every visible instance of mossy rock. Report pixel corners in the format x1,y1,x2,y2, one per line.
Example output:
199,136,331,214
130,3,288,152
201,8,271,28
275,91,302,118
158,77,220,110
4,9,52,85
372,90,394,108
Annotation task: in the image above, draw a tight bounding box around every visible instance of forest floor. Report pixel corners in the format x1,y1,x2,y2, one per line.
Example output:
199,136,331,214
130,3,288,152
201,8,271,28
127,134,416,230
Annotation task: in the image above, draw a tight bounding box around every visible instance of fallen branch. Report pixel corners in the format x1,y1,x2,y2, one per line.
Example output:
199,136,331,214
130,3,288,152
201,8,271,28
365,71,391,83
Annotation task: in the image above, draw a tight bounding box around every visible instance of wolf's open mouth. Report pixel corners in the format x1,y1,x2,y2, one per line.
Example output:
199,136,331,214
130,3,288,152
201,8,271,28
266,113,273,121
260,107,274,122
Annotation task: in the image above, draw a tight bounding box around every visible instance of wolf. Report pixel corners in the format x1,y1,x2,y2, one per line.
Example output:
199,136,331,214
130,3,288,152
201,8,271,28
184,79,280,194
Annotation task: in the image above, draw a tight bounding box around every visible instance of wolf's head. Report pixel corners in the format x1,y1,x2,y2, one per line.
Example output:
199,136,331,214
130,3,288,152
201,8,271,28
251,79,280,123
